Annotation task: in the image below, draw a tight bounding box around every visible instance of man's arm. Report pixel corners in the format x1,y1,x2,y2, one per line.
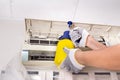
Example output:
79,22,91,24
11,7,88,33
75,44,120,70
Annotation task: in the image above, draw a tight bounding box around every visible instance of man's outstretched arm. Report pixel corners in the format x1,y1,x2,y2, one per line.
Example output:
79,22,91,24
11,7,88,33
75,44,120,70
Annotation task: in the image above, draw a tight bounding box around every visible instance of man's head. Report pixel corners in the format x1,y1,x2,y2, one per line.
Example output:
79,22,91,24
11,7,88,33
67,21,75,29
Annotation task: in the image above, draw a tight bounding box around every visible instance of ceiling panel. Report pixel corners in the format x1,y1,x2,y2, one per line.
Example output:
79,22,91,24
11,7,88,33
0,0,120,26
12,0,78,21
74,0,120,26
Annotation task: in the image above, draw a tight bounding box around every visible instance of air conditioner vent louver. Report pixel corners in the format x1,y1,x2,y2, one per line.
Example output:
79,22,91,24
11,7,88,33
30,55,54,61
28,71,39,75
30,38,58,45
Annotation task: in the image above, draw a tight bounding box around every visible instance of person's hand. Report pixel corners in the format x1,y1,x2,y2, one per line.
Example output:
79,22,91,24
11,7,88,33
60,47,85,73
70,27,89,47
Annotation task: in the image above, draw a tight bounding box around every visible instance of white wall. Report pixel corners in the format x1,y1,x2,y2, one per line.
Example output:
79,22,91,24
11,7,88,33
0,19,25,71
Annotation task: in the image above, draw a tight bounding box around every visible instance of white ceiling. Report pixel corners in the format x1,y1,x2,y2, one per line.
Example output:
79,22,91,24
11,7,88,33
0,0,120,26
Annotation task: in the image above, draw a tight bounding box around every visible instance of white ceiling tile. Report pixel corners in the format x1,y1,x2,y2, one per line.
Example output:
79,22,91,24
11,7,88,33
12,0,78,21
0,0,120,26
74,0,120,26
